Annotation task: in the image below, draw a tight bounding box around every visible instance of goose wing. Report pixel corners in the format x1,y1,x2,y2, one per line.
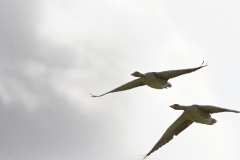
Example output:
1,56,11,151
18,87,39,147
91,78,145,97
156,61,207,80
144,113,193,159
197,105,240,114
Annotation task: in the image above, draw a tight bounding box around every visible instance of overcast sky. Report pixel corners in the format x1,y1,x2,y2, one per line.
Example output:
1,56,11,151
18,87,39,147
0,0,240,160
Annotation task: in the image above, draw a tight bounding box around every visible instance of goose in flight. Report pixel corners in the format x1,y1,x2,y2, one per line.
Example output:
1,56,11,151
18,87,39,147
91,61,207,97
143,104,240,159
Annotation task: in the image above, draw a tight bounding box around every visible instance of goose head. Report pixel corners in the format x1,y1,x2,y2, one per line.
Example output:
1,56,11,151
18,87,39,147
131,71,144,77
170,104,184,110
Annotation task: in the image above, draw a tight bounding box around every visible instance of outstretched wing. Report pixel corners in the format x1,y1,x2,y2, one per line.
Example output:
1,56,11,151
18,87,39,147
156,61,207,80
90,78,145,97
197,105,240,114
144,113,193,159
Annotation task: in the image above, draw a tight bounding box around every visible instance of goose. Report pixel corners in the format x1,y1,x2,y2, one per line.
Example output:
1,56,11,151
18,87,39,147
91,61,207,97
143,104,240,159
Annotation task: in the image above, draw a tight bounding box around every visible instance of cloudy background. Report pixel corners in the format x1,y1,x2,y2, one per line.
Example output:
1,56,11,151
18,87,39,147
0,0,240,160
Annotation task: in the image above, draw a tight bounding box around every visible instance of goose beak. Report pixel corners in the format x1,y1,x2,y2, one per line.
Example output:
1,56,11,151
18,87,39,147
170,105,175,109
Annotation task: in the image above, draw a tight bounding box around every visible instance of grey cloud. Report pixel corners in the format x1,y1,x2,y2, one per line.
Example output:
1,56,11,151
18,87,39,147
0,102,127,160
1,0,240,160
0,1,135,160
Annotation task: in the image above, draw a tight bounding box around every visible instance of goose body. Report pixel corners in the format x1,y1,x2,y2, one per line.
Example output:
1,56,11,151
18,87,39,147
140,72,170,89
91,61,207,97
143,104,240,159
183,105,213,124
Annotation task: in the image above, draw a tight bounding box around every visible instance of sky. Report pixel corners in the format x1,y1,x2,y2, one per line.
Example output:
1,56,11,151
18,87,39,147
0,0,240,160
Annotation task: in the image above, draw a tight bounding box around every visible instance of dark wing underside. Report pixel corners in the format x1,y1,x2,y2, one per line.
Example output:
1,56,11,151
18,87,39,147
90,78,145,97
144,113,193,159
197,105,240,114
156,62,207,80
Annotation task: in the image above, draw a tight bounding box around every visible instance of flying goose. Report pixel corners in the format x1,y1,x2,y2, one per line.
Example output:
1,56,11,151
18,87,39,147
143,104,240,159
91,61,207,97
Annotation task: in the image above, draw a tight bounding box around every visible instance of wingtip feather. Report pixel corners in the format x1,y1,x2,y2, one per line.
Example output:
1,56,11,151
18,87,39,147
90,92,108,98
138,154,147,160
200,60,208,68
90,93,97,98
